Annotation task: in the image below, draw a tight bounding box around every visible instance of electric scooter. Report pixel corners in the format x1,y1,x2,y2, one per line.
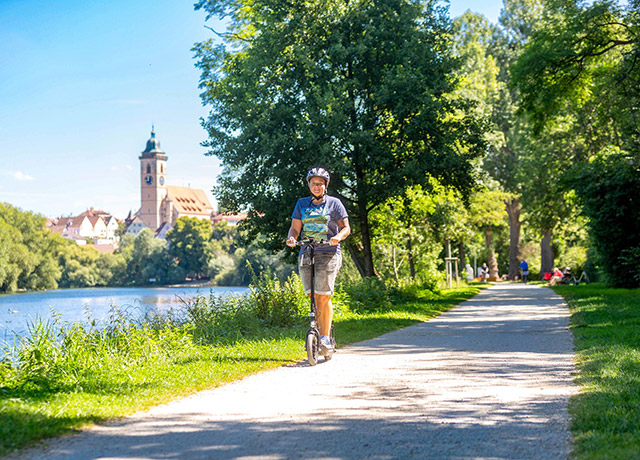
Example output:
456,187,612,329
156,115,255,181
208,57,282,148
296,238,336,366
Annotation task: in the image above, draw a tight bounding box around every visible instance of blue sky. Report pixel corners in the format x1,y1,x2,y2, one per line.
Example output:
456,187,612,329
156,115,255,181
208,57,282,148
0,0,503,220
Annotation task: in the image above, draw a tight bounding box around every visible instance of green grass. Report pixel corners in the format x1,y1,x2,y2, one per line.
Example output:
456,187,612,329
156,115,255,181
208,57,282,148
0,282,483,456
553,284,640,459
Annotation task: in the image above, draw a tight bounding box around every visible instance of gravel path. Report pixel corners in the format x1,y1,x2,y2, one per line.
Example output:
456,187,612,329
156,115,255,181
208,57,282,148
7,283,576,460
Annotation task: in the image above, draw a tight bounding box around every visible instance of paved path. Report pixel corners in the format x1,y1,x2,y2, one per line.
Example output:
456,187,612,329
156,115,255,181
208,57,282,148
7,283,576,460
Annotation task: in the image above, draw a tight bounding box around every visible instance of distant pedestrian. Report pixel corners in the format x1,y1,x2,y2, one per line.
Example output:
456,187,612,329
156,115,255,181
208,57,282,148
520,259,529,283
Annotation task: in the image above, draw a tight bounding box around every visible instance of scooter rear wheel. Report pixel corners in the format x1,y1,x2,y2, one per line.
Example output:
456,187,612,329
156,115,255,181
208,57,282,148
306,332,319,366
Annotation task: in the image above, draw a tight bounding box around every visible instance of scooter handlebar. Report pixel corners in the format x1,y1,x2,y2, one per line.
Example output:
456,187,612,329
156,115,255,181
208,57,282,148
293,238,331,247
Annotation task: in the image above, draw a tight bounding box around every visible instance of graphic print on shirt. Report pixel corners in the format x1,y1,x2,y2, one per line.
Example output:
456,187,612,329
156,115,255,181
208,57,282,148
301,203,329,241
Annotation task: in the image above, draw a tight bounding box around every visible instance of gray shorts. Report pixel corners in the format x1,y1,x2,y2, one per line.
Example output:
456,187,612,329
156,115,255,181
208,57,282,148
299,251,342,295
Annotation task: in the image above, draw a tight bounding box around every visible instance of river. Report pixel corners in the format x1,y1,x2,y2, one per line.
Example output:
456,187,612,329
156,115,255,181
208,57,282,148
0,285,249,343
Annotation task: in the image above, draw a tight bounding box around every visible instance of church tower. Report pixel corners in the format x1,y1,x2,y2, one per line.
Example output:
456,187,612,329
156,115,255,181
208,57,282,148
139,127,168,230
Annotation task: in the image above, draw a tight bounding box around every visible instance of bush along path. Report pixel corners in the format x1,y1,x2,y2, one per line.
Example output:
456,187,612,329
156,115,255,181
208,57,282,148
2,282,578,459
0,275,481,456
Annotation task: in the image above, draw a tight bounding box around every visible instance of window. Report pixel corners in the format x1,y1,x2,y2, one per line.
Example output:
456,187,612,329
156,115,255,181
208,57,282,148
146,164,151,174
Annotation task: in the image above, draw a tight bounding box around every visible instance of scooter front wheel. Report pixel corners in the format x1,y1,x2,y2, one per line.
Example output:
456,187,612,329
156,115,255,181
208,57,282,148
306,332,319,366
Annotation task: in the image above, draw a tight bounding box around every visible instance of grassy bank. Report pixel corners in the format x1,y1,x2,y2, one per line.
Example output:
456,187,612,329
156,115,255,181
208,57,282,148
553,284,640,459
0,277,482,456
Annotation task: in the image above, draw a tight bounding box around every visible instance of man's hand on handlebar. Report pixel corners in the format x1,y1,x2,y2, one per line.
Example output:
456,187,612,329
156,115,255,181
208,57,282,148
286,237,333,247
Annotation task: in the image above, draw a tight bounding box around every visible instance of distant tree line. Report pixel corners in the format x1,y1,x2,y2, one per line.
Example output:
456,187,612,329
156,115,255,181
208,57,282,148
0,203,293,293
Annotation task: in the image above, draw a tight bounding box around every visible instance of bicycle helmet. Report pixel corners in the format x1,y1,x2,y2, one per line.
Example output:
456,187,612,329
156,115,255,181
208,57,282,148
306,167,330,186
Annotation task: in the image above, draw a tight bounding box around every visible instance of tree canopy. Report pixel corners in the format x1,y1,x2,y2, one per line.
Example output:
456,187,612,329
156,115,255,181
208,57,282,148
193,0,487,277
167,217,214,279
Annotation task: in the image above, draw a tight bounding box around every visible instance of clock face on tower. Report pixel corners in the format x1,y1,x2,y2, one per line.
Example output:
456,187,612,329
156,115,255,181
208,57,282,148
145,176,153,185
159,176,164,185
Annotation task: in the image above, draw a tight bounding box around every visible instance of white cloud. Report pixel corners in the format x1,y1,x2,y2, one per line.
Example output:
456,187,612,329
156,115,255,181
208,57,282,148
3,171,35,181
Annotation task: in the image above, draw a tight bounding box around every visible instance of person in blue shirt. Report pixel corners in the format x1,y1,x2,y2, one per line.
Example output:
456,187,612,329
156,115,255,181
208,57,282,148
286,168,350,353
520,259,529,283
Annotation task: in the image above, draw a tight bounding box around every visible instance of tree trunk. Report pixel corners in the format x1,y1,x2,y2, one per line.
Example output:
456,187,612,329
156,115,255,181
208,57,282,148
347,52,376,278
485,230,499,279
407,236,416,280
346,241,367,278
358,207,376,277
505,197,522,281
458,240,466,268
392,245,400,284
540,229,554,279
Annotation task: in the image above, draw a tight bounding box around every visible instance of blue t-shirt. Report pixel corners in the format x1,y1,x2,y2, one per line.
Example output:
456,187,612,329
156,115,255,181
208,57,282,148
520,260,529,271
292,195,348,254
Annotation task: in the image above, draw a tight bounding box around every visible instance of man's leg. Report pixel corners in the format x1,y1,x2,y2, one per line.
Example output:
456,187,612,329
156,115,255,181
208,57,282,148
315,293,333,337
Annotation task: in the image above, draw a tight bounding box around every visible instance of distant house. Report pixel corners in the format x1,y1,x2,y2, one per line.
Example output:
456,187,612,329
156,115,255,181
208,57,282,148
103,216,120,243
87,216,108,240
155,222,173,239
124,215,149,237
47,208,121,248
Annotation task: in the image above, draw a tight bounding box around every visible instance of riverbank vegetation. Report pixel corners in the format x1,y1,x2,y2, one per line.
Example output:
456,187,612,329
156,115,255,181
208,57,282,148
554,284,640,459
0,275,482,455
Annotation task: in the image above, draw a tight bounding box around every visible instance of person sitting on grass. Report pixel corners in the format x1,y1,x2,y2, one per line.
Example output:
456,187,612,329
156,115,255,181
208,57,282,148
548,267,564,286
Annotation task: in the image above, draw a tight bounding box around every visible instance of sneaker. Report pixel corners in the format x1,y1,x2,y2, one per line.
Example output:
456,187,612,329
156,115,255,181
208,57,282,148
320,335,334,352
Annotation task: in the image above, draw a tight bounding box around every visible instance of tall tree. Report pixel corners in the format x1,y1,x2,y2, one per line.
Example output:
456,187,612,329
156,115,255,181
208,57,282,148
193,0,486,277
0,203,61,292
491,0,545,279
512,0,639,284
452,2,547,280
167,217,214,279
451,11,514,277
469,185,509,279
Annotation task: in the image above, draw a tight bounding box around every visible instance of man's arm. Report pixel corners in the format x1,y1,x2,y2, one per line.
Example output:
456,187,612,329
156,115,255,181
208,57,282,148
286,218,302,247
330,217,351,245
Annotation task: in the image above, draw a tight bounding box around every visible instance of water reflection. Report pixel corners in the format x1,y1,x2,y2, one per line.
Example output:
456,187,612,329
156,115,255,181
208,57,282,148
0,286,248,342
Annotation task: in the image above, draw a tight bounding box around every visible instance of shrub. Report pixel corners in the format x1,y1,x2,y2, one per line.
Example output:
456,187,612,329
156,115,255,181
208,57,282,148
340,277,391,313
618,247,640,288
248,271,307,327
181,292,258,342
570,150,640,287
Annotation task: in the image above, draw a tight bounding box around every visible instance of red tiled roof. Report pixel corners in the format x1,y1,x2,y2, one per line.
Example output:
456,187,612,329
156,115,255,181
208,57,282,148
87,216,104,226
79,208,111,218
166,186,213,216
87,244,117,253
